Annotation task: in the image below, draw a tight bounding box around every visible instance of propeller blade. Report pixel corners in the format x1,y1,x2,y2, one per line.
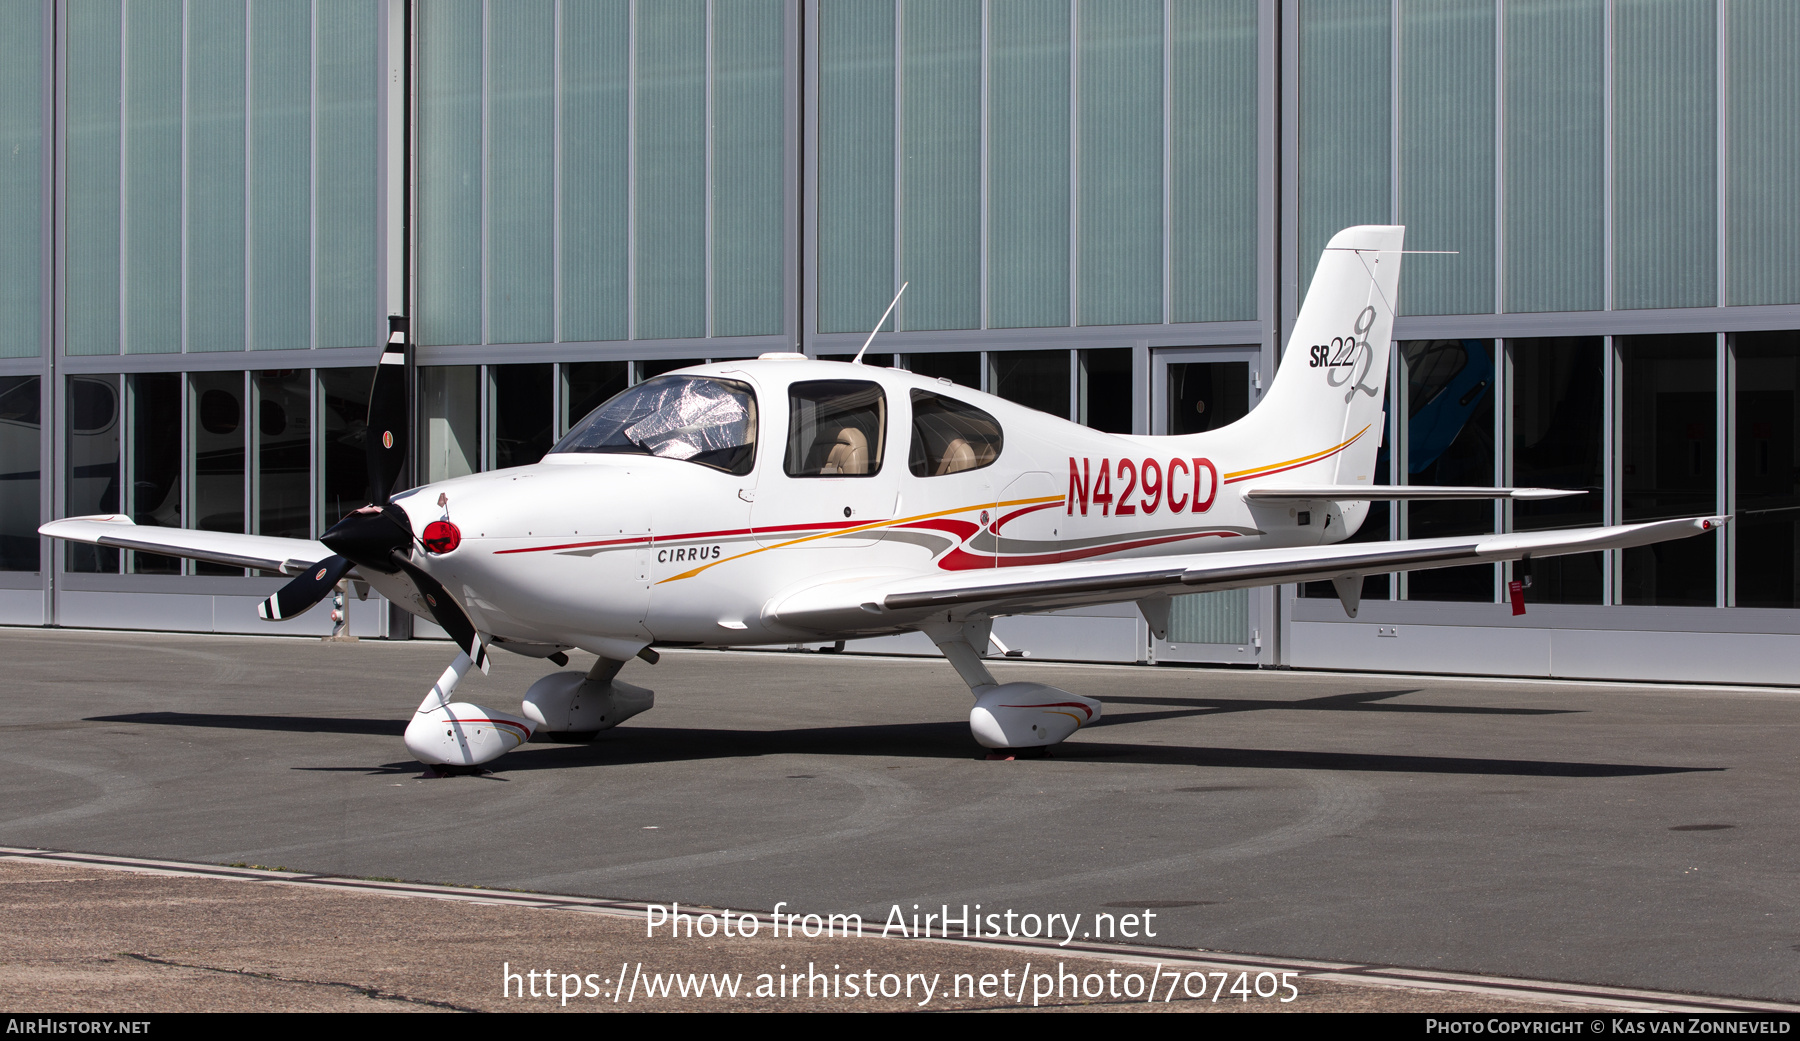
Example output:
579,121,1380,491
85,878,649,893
365,317,408,505
319,502,413,575
396,558,490,673
258,555,354,621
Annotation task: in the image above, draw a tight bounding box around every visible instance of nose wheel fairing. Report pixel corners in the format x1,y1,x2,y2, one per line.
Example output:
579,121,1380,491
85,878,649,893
403,652,536,767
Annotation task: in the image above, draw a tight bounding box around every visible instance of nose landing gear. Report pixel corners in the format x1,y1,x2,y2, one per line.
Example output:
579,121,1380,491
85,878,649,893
402,650,537,767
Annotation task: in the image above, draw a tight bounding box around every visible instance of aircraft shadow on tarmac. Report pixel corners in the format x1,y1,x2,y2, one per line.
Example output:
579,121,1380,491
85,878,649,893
1093,688,1580,723
86,712,404,737
85,705,1716,780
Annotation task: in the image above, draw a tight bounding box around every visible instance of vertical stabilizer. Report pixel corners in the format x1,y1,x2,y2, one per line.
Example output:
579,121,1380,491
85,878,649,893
1239,225,1405,490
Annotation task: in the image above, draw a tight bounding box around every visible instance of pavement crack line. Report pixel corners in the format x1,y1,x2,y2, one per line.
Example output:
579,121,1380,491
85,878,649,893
116,952,481,1013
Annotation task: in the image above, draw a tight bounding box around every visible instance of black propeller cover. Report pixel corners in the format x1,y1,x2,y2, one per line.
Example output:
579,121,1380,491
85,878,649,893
257,555,355,622
319,501,414,575
396,557,489,671
365,317,409,506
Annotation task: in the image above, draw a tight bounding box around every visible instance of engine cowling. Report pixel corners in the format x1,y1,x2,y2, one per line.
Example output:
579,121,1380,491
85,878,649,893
968,683,1102,749
404,702,535,766
521,671,654,734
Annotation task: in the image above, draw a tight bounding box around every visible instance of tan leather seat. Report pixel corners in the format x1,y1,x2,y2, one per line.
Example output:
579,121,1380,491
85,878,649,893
935,438,976,475
824,426,868,474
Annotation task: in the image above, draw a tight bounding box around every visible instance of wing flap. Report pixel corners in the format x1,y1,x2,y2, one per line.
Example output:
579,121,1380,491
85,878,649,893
40,515,331,575
767,516,1722,632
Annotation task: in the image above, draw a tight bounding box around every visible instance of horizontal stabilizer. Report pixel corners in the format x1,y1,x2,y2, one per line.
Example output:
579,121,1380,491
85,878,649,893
40,515,331,576
1244,485,1581,503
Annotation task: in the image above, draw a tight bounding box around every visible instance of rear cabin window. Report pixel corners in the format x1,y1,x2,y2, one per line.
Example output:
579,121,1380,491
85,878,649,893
909,390,1003,476
785,380,886,477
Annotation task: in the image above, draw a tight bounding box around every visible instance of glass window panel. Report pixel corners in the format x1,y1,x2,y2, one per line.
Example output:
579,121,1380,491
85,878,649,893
552,374,757,475
909,389,1002,476
904,351,980,389
253,369,311,540
817,0,895,334
1734,331,1800,608
190,371,245,575
1613,0,1715,310
786,380,887,476
634,0,706,340
988,0,1070,330
712,0,786,337
491,363,554,470
1078,0,1162,326
1168,590,1250,645
1510,336,1603,603
564,360,629,435
1166,360,1249,435
898,0,979,332
68,1,121,357
124,0,181,355
489,0,554,345
1727,2,1800,306
251,0,311,350
0,0,42,359
1503,0,1602,313
1398,0,1495,316
1170,0,1257,323
818,353,895,368
186,0,247,353
1304,387,1391,601
0,375,41,570
66,375,121,573
1299,0,1389,292
560,0,630,343
315,0,379,349
1078,348,1132,433
1401,338,1496,600
636,358,706,382
417,0,484,346
991,349,1070,419
422,366,479,482
319,366,373,528
126,372,181,573
1618,333,1715,606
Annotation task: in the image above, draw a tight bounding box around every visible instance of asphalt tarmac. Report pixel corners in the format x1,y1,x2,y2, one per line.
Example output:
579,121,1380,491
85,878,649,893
2,627,1797,1008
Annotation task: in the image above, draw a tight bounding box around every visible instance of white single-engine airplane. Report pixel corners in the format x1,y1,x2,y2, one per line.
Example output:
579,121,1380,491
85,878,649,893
42,227,1722,769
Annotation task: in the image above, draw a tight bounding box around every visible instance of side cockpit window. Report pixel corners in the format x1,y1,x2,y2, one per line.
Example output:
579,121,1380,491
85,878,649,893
909,389,1002,476
785,380,886,477
551,375,757,475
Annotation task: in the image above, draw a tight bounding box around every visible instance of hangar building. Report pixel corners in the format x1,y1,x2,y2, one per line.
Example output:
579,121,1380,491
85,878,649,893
2,0,1797,683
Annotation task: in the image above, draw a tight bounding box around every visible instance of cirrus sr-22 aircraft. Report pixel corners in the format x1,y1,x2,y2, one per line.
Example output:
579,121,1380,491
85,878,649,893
42,227,1722,770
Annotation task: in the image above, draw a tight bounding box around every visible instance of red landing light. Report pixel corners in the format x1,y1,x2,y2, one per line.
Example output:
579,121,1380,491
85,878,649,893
423,520,461,554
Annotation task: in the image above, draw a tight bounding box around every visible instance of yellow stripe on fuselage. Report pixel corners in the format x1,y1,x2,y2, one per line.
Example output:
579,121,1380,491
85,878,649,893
657,494,1065,583
1222,425,1370,483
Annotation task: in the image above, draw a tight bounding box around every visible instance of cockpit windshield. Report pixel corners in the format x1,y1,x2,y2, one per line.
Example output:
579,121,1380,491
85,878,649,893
550,375,757,475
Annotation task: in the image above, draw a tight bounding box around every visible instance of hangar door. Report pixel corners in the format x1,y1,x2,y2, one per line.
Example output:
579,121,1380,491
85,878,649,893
1149,347,1265,665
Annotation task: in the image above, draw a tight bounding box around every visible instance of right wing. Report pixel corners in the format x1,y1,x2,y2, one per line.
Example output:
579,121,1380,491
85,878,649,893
767,515,1723,634
40,515,331,576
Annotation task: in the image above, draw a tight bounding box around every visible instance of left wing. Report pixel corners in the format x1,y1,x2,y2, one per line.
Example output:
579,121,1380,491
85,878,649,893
767,515,1723,633
40,515,331,575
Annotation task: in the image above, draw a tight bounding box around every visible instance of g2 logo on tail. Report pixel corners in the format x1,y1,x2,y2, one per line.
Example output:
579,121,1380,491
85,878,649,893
1309,305,1382,402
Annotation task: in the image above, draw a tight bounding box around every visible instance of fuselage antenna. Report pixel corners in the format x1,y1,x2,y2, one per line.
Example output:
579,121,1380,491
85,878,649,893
853,282,908,364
